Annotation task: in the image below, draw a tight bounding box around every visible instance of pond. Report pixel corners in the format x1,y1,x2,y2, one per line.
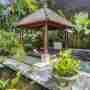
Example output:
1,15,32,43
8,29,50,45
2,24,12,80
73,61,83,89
72,49,90,73
80,61,90,73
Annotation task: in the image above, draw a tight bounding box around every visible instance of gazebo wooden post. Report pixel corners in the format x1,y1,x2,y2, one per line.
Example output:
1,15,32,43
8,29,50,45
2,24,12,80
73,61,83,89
44,22,48,54
43,3,48,55
64,31,68,48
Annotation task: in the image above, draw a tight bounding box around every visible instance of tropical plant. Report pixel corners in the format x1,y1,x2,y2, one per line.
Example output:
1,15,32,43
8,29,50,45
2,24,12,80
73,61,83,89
0,80,9,90
0,1,41,90
0,0,41,52
10,72,21,88
0,30,26,63
0,30,17,55
0,72,21,89
0,0,39,31
53,50,80,77
23,31,43,51
72,12,90,48
23,0,39,12
0,31,25,89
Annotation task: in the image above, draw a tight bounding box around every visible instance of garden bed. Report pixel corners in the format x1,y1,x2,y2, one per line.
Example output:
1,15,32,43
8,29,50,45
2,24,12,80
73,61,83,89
0,66,32,90
0,65,42,90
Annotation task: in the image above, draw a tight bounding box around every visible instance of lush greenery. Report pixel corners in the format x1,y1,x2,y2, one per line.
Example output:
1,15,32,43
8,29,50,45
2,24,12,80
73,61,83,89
0,80,9,90
0,0,90,53
53,50,80,77
0,71,31,90
0,30,25,60
0,30,26,90
69,12,90,48
0,1,90,90
0,31,17,55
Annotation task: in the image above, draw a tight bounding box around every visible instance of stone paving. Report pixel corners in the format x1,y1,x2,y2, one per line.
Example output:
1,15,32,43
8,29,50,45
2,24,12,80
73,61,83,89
3,56,90,90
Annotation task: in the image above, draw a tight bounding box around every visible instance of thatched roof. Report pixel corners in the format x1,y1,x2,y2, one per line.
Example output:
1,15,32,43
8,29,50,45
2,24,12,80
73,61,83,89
16,7,73,29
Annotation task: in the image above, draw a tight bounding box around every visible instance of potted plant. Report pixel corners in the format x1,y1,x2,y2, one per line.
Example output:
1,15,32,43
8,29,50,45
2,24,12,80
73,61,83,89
53,50,80,88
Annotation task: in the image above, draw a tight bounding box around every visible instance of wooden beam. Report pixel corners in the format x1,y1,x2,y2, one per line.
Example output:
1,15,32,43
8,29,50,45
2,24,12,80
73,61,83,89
44,22,48,54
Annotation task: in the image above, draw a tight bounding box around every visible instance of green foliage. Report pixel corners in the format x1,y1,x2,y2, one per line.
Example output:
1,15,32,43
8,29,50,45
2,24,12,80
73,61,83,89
0,30,26,62
13,43,26,62
0,31,17,55
14,0,39,18
53,50,80,77
69,12,90,48
0,0,39,31
23,31,43,50
0,72,21,89
10,72,21,88
0,0,41,52
24,0,39,12
0,80,9,90
74,12,90,33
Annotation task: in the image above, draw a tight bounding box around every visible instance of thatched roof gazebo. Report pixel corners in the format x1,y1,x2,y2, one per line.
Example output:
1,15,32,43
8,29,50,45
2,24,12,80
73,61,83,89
16,7,72,28
16,7,73,56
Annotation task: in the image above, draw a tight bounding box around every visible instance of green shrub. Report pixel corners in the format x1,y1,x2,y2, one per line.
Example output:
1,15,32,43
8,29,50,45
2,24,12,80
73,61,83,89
23,31,43,51
0,80,9,90
0,31,17,55
53,50,80,77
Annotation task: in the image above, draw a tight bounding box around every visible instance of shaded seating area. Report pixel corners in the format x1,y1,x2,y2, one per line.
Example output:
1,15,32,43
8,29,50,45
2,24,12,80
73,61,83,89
16,7,73,57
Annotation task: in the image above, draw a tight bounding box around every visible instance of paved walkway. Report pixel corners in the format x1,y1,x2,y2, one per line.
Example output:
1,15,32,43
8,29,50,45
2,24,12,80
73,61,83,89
3,56,90,90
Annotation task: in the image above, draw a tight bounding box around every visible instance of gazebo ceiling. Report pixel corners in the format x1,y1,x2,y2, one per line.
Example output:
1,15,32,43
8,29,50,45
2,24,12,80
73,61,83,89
16,7,73,29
